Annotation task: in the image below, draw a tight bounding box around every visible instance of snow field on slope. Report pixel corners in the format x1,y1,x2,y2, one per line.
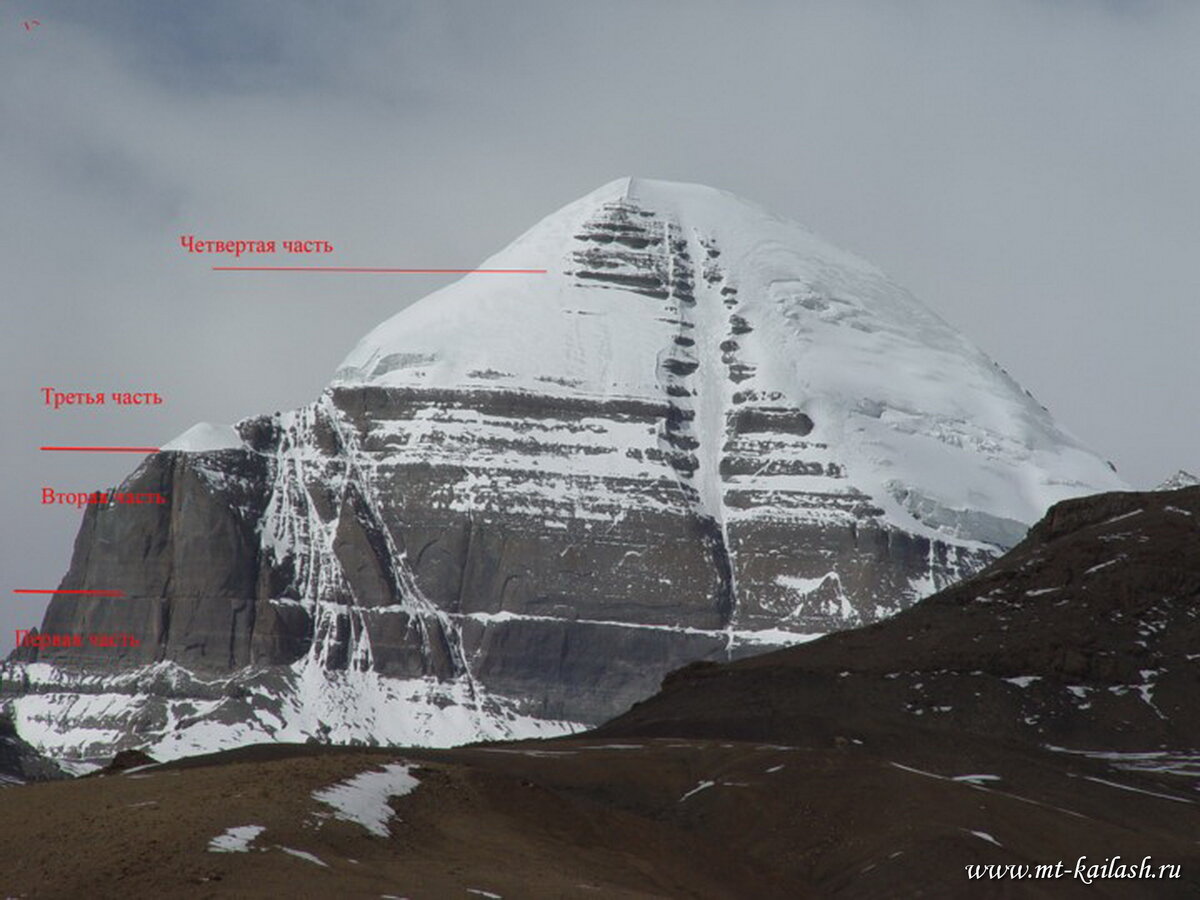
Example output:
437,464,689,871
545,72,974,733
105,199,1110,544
330,177,1125,544
311,763,419,836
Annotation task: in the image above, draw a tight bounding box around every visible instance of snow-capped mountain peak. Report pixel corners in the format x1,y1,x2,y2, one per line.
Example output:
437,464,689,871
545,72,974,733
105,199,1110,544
4,178,1126,768
335,176,1124,548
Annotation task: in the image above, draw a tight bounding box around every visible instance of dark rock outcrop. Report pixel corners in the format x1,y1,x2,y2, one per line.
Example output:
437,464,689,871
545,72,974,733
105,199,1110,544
598,485,1200,752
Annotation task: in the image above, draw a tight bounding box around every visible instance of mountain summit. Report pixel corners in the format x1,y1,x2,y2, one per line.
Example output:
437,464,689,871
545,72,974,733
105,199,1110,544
2,178,1125,766
336,177,1121,549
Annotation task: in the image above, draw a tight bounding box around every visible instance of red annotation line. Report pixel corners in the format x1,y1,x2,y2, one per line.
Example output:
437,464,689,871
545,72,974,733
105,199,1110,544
212,266,547,273
40,446,160,453
13,589,125,597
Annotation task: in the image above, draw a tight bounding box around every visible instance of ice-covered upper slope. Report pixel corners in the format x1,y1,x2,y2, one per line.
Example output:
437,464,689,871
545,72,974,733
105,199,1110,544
336,177,1124,543
338,177,877,399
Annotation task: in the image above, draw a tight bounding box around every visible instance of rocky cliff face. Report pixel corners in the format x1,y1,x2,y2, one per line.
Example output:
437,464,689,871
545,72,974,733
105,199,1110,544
1,178,1126,766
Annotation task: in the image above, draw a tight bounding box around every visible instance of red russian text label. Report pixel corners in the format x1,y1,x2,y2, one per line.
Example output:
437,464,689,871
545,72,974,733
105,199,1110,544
88,633,142,647
41,388,105,409
179,235,333,255
42,489,107,508
14,630,140,649
14,631,84,648
41,388,162,408
280,240,334,253
112,492,168,505
42,489,167,508
111,392,163,405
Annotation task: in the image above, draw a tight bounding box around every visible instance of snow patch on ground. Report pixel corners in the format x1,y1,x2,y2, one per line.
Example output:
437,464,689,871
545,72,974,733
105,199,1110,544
279,846,328,867
1045,747,1200,780
1077,775,1194,805
1084,556,1124,576
1003,676,1041,688
1101,509,1143,527
679,780,716,802
311,763,420,837
964,829,1003,847
208,824,265,853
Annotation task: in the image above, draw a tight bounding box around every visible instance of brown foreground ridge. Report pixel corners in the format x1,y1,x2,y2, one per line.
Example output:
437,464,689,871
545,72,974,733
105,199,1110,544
2,486,1199,898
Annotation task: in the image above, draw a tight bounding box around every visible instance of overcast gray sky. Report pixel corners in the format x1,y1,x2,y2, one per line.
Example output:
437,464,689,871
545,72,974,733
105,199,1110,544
3,0,1198,641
